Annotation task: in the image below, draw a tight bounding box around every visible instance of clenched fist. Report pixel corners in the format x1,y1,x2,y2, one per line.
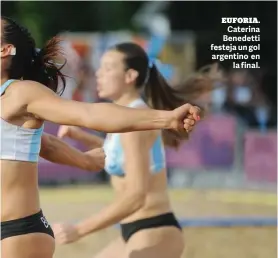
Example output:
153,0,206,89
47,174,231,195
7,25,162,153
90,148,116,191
85,147,106,172
170,104,202,133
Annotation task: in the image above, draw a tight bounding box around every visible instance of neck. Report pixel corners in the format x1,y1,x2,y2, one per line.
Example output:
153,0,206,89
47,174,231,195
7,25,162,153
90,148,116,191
114,91,141,107
1,70,9,86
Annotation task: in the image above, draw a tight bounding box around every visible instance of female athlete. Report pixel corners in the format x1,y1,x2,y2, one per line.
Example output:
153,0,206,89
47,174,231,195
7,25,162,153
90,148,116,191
53,42,213,258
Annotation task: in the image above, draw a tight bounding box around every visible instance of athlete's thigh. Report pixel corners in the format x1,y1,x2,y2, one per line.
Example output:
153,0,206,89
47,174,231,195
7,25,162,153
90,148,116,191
93,236,126,258
1,233,55,258
125,227,184,258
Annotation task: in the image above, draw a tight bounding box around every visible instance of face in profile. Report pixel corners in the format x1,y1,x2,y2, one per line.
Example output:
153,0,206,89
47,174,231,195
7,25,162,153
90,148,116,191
96,50,127,100
96,50,139,101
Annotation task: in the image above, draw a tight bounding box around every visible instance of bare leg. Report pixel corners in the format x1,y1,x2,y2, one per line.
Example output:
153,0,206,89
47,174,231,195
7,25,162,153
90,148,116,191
93,237,125,258
125,227,184,258
1,233,55,258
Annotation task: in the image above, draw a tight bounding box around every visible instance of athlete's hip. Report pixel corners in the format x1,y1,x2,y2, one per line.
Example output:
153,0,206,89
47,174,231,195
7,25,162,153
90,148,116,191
121,201,172,225
1,209,54,241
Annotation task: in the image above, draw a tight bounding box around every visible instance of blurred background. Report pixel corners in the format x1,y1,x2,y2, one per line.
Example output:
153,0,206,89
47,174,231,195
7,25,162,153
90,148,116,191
2,1,277,258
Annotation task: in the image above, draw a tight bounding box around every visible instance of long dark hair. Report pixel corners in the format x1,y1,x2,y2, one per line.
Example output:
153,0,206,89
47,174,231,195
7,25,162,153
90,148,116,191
1,16,66,95
112,42,218,148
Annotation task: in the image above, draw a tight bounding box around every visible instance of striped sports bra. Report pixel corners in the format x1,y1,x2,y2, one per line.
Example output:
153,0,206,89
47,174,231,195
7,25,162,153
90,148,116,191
0,80,44,162
103,98,166,177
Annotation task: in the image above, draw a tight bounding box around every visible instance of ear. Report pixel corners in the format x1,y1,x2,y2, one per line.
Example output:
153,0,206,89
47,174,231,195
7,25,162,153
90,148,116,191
1,44,16,58
125,69,139,85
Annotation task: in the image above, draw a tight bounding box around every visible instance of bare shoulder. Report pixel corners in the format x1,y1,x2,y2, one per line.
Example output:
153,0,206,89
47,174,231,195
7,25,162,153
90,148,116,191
7,80,42,89
14,80,55,95
2,80,37,106
9,80,57,105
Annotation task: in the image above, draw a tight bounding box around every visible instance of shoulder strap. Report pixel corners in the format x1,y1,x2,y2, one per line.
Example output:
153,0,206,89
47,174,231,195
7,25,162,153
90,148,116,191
128,98,146,108
1,79,15,96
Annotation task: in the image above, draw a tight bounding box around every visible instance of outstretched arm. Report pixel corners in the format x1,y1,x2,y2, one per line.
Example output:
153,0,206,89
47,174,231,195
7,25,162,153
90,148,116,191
40,133,105,172
17,80,200,134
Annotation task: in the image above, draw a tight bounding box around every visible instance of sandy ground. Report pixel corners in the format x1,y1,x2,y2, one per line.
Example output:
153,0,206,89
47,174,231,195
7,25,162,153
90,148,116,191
40,186,277,258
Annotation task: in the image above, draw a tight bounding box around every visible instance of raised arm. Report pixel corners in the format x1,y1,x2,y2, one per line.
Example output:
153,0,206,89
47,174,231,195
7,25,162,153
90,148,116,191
40,133,105,172
18,81,200,133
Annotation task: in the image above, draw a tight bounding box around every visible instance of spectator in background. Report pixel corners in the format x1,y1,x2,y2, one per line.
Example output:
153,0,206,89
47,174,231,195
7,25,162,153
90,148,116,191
224,68,276,130
224,69,257,126
210,68,228,112
253,72,277,130
225,69,254,108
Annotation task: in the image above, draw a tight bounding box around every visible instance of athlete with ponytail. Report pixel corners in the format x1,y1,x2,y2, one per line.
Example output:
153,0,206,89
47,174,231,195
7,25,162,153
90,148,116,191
54,42,214,258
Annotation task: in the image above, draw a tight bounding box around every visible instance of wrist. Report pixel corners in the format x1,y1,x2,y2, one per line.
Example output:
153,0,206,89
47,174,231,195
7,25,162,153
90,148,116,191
75,223,86,238
158,110,173,130
75,221,92,238
84,153,100,171
83,154,93,171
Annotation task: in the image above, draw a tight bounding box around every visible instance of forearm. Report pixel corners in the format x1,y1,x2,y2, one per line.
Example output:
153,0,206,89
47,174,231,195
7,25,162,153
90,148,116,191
70,129,104,148
83,103,172,133
75,193,144,237
40,133,91,171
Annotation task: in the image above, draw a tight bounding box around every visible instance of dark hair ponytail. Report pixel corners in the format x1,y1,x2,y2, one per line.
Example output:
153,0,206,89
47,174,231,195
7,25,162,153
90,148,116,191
112,42,217,148
144,64,215,148
2,16,66,95
25,37,66,95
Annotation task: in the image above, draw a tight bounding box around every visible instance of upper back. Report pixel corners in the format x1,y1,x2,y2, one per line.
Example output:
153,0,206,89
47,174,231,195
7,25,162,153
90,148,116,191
104,98,166,177
0,79,43,162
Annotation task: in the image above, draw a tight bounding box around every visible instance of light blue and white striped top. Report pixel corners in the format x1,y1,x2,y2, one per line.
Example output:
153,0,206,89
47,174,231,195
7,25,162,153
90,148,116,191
0,80,44,162
103,98,166,177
